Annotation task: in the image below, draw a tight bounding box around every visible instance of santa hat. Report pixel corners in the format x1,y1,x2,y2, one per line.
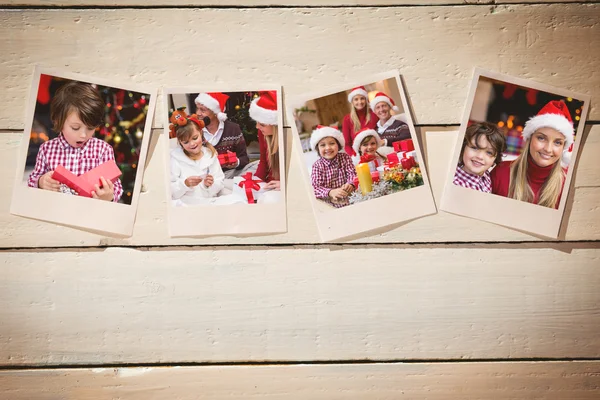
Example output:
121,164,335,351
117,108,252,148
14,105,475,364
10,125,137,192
249,91,278,126
195,92,229,122
310,125,345,152
352,128,384,156
347,86,368,103
370,92,399,112
522,100,575,166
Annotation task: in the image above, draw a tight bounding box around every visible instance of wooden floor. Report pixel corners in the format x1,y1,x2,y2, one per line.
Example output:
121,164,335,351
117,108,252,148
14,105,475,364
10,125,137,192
1,1,599,398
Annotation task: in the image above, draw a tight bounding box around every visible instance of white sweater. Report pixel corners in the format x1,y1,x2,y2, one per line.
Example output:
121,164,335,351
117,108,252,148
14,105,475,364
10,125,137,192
170,146,225,204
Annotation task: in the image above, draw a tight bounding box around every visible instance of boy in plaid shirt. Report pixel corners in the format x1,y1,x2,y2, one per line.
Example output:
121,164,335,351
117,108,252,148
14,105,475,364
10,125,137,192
453,122,506,193
310,126,356,208
28,81,123,202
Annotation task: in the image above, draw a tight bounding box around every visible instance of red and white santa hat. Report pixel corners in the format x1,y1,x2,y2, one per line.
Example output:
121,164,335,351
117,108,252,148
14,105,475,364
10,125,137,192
370,92,399,112
249,91,278,126
522,100,575,166
352,128,385,155
195,92,229,122
310,125,345,152
347,86,368,103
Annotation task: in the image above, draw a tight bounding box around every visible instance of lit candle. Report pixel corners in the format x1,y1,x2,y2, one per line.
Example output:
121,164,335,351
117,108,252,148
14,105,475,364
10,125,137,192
356,163,373,195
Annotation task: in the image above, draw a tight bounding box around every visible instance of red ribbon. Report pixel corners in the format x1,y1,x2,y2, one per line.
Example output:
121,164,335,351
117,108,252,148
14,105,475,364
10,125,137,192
238,172,262,204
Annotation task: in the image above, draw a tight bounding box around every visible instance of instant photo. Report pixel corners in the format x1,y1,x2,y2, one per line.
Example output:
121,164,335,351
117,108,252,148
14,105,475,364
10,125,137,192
440,68,591,238
10,67,157,236
163,86,287,237
289,70,437,242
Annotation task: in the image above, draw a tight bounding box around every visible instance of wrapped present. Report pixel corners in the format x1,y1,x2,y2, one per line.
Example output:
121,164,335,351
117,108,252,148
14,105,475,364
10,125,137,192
359,153,379,172
401,156,416,170
392,139,415,153
52,160,122,198
218,150,238,166
233,172,265,204
386,152,399,167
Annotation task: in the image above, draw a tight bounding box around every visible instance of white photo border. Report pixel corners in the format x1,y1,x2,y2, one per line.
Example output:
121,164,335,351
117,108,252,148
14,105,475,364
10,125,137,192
163,85,287,237
439,67,591,239
287,70,437,242
10,66,158,237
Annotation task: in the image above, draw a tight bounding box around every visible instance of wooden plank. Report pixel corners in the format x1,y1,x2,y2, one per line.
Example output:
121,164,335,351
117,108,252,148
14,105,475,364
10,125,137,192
0,5,598,130
2,126,599,247
2,1,594,7
1,362,599,399
0,246,599,365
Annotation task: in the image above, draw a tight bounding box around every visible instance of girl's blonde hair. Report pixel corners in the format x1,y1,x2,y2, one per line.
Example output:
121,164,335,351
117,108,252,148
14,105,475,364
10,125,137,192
350,95,372,133
262,126,280,180
508,138,565,208
176,120,217,158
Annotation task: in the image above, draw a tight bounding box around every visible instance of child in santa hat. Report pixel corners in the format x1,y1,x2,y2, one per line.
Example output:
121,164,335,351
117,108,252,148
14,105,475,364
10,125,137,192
169,109,225,205
249,90,280,190
310,126,357,208
491,100,574,209
351,128,390,166
195,92,249,178
453,122,506,193
341,86,378,156
372,92,411,148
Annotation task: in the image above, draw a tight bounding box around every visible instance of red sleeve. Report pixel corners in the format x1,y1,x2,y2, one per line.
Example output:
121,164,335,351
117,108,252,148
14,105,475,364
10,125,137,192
254,129,270,182
366,110,379,130
490,161,510,197
341,114,356,156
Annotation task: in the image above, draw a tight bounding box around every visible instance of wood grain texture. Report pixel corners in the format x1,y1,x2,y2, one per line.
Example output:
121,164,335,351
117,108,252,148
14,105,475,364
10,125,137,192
1,1,594,6
2,126,599,247
1,246,599,365
0,5,598,130
1,362,600,399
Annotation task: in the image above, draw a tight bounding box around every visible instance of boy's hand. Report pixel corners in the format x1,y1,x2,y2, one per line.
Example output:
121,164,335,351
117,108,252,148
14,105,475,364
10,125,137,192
38,171,60,191
341,183,354,194
185,176,203,187
203,174,214,188
329,188,349,201
92,177,115,202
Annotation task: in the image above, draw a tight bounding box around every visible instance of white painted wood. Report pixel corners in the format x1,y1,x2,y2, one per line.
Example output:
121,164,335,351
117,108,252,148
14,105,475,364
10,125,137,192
0,5,598,130
2,127,599,247
1,0,592,6
1,362,599,399
1,247,599,365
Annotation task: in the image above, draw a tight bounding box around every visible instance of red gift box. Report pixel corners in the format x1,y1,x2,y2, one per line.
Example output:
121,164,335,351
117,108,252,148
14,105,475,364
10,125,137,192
386,153,399,167
218,151,238,166
401,156,416,170
359,153,379,173
237,172,262,204
52,160,122,198
393,139,415,153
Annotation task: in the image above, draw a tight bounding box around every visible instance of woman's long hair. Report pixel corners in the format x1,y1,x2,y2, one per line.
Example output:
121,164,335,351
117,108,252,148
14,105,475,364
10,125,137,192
263,126,280,180
508,138,565,208
350,96,372,133
176,120,217,158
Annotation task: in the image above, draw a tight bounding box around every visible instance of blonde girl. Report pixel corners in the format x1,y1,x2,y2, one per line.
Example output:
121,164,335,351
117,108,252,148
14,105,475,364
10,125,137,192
341,86,378,156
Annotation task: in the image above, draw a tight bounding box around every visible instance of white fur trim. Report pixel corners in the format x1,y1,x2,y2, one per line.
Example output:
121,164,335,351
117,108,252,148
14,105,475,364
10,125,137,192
352,129,384,156
195,93,223,116
249,98,278,125
561,150,572,167
216,112,228,122
347,88,368,103
370,96,399,112
310,126,345,152
522,113,574,148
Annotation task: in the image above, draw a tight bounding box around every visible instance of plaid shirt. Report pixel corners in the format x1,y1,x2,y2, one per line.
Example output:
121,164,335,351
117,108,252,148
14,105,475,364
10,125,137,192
28,135,123,202
453,165,492,193
311,152,357,208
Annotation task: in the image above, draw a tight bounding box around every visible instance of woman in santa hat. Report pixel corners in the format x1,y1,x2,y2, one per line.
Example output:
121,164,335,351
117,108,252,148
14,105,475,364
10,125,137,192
249,91,281,190
371,92,411,148
341,86,378,156
195,92,249,178
490,100,574,209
